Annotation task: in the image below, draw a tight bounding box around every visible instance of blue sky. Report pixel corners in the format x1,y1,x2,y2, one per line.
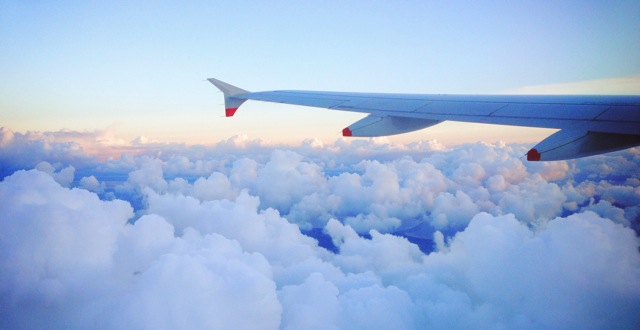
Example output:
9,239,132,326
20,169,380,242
1,1,639,144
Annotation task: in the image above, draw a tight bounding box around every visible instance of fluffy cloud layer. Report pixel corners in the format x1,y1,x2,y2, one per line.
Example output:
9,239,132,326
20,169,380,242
1,127,639,328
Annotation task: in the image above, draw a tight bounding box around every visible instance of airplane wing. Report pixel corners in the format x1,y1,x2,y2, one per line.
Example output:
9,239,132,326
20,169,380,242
207,78,640,161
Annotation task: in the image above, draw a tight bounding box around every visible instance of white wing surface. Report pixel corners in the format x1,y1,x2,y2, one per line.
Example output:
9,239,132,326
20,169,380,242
208,78,640,161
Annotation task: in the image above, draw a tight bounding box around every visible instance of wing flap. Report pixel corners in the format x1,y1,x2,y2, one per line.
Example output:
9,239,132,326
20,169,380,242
595,105,640,121
492,104,609,120
416,101,505,116
335,98,429,113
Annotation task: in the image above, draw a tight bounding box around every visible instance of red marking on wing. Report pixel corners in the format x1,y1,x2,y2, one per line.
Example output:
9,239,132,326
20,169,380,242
342,127,353,137
226,108,238,117
527,148,541,161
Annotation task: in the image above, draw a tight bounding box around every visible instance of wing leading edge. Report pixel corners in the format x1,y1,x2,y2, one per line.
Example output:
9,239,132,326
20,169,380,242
207,78,640,161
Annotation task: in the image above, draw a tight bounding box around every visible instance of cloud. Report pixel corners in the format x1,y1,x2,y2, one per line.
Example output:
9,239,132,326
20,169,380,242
104,229,281,330
416,212,640,329
1,128,640,328
431,191,479,229
0,170,133,328
79,175,103,192
0,128,93,178
2,129,638,237
35,161,76,187
1,170,282,329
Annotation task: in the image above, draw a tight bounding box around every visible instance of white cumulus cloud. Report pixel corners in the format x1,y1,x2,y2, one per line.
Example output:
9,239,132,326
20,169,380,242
1,129,640,328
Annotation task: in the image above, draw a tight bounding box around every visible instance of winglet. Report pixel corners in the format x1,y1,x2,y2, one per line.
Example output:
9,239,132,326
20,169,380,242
207,78,250,117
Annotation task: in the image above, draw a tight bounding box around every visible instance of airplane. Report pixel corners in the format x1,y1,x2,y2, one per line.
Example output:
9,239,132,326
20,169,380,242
207,78,640,161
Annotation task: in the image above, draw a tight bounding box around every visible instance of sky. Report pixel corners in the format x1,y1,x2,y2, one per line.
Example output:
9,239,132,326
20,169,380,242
1,0,639,145
1,1,640,329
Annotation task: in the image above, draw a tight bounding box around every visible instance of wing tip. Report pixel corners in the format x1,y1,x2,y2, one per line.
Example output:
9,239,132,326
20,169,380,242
208,78,248,116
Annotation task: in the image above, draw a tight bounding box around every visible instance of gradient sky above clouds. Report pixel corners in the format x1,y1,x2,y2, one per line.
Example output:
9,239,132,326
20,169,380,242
1,1,639,144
